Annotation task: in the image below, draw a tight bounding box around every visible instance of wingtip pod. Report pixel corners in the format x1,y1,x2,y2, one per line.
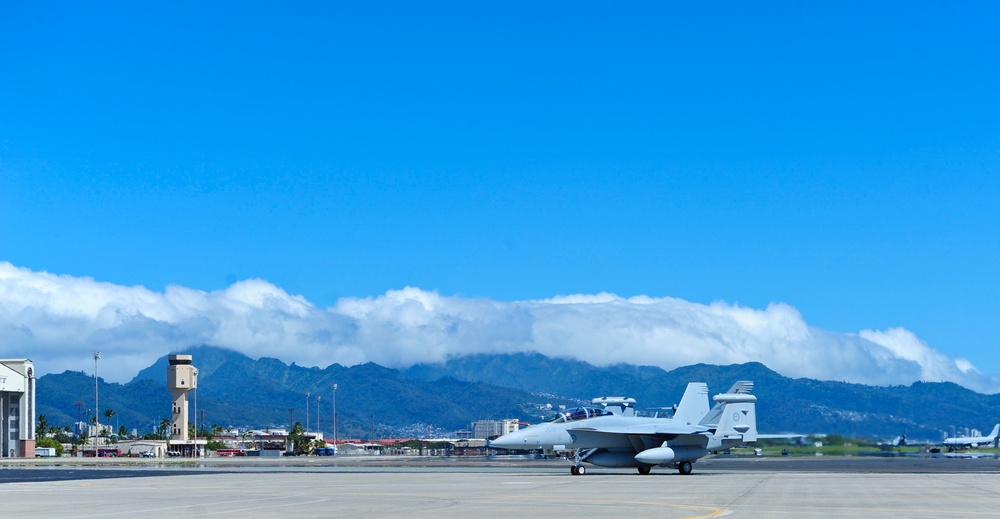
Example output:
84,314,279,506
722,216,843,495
712,393,757,404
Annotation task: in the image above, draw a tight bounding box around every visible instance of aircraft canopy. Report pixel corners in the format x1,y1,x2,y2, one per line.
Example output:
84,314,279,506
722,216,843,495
547,406,613,423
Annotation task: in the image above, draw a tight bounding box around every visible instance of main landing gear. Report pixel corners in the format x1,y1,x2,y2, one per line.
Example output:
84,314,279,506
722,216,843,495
570,462,693,476
636,463,692,475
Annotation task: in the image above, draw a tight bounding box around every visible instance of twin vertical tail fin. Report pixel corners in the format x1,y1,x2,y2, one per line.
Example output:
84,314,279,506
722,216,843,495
713,393,757,443
672,383,709,424
700,381,757,443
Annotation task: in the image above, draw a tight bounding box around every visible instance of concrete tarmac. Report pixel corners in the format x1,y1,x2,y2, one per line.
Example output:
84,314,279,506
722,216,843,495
3,456,999,518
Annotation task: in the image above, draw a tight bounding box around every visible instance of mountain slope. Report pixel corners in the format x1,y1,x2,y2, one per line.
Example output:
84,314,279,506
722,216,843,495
405,354,1000,439
37,346,1000,441
39,346,562,437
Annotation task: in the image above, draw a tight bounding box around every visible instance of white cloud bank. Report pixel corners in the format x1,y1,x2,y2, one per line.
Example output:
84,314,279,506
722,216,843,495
2,261,997,393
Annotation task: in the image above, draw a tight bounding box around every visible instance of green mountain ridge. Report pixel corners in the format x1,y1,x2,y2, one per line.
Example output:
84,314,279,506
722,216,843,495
35,345,1000,441
37,345,558,438
404,353,1000,440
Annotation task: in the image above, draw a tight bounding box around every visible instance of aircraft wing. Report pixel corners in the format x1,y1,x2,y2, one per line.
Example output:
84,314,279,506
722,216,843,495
757,433,804,439
568,423,711,436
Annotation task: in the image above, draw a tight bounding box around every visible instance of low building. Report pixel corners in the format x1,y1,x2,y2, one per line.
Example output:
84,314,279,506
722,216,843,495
0,359,35,458
450,439,488,456
117,440,168,457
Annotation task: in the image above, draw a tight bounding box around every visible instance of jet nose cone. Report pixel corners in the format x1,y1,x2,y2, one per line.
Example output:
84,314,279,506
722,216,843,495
489,430,535,449
489,435,516,449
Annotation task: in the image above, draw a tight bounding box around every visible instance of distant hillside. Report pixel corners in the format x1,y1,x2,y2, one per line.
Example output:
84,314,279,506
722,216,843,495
405,353,1000,439
37,346,1000,441
38,346,564,438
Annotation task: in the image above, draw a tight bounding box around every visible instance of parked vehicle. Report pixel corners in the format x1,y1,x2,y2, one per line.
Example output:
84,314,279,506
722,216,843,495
314,446,337,456
35,447,57,457
215,449,247,457
83,448,123,457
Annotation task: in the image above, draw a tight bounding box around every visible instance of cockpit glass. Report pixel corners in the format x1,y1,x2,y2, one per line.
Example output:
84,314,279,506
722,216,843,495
545,407,611,423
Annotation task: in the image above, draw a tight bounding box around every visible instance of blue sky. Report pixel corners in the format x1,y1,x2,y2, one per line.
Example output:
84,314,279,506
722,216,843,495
2,2,999,385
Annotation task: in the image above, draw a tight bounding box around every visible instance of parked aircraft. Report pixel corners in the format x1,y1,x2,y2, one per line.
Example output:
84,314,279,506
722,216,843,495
943,424,1000,451
489,381,757,475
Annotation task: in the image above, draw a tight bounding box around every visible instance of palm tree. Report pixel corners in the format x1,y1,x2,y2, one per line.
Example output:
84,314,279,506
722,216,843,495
158,418,171,440
289,421,306,452
37,414,49,437
76,429,89,453
103,409,116,439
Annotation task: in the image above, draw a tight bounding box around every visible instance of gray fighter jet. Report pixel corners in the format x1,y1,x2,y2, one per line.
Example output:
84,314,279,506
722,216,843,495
489,381,757,475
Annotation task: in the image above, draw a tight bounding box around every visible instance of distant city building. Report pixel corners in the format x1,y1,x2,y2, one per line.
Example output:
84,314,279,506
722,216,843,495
471,419,520,439
0,359,35,457
74,421,112,439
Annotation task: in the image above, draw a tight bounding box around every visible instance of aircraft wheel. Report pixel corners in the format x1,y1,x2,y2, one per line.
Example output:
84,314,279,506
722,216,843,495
576,465,586,475
637,466,651,475
678,462,693,475
571,466,578,475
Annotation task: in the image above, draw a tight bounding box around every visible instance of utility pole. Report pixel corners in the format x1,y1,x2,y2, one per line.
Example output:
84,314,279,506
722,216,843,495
93,351,101,457
74,401,84,441
332,384,338,450
193,376,197,456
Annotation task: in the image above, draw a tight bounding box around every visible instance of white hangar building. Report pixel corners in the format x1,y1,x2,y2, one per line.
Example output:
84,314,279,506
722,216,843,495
1,359,36,458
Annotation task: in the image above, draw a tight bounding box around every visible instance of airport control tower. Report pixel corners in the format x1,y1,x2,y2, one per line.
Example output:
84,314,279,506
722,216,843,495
167,354,197,442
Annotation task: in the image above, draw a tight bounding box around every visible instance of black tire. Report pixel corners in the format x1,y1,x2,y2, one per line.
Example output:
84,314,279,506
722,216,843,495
571,466,578,475
678,461,693,475
637,466,651,475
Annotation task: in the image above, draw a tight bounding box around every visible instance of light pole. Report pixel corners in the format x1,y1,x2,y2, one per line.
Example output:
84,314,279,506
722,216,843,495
93,351,101,457
193,371,199,457
332,384,338,450
305,392,310,433
316,395,321,439
74,401,84,441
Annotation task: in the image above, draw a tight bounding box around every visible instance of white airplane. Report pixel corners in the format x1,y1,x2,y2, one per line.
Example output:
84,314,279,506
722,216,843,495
943,424,1000,451
489,381,757,475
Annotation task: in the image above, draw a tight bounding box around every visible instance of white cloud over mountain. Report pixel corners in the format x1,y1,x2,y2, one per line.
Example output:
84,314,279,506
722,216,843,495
2,261,997,393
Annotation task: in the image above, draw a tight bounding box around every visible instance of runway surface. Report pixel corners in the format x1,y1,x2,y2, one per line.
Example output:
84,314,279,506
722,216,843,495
3,455,999,518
